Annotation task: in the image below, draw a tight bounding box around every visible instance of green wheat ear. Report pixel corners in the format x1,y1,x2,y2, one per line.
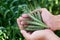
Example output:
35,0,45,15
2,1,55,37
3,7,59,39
22,5,48,31
24,8,48,31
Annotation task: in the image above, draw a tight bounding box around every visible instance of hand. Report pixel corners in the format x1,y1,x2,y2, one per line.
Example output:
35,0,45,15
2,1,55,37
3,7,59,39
17,18,60,40
40,8,60,30
17,8,60,31
20,29,60,40
17,8,60,40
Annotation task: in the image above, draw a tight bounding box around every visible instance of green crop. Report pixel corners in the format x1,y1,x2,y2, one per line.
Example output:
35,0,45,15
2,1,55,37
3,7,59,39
26,13,48,30
20,0,60,37
0,0,60,40
22,6,48,31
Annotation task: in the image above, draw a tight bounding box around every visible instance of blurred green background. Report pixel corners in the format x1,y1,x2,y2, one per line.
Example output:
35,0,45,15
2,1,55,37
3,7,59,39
0,0,60,40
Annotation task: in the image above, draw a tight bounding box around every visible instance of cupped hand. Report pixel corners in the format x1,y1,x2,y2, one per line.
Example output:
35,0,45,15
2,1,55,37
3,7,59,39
17,8,60,40
17,8,60,31
40,8,60,30
20,29,60,40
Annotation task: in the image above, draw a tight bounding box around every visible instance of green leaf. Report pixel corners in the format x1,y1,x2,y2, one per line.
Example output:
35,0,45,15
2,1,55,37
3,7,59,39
0,30,3,35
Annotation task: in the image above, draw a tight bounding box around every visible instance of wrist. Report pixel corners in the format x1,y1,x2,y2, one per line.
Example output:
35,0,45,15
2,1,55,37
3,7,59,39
46,32,60,40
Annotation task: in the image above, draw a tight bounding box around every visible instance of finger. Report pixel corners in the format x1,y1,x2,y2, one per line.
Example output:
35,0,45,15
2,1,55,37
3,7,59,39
24,24,28,28
20,21,27,25
30,29,53,40
40,8,54,28
22,14,32,20
39,8,47,11
22,14,29,18
40,8,53,15
17,18,24,30
39,8,48,13
19,17,28,25
19,17,26,21
20,21,28,28
21,30,31,40
31,30,45,39
18,16,31,29
18,17,27,29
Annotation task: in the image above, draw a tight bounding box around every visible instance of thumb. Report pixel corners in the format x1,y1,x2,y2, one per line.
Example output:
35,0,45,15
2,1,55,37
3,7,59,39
21,30,31,40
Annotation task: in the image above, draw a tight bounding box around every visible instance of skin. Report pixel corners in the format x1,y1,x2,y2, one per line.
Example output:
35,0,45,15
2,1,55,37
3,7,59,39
17,8,60,40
